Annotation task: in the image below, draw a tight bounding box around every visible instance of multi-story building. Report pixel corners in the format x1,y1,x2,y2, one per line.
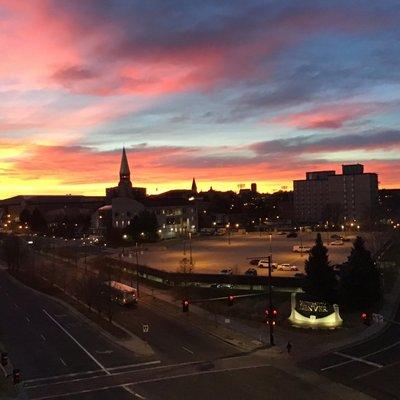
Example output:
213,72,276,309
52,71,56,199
294,164,378,224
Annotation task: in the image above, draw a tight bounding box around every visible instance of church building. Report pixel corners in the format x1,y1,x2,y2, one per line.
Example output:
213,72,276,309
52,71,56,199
92,148,198,239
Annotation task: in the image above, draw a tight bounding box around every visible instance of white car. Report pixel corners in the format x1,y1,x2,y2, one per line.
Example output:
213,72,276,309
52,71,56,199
220,268,233,275
330,240,344,246
292,245,311,253
258,260,277,269
277,264,299,272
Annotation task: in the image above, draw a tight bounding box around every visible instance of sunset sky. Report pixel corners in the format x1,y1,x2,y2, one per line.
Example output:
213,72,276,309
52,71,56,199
1,1,400,198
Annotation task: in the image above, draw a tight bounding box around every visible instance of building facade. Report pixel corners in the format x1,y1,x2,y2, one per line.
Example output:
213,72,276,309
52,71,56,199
294,164,378,224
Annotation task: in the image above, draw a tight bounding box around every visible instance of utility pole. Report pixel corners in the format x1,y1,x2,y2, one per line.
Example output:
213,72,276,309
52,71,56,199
268,255,275,346
135,242,140,297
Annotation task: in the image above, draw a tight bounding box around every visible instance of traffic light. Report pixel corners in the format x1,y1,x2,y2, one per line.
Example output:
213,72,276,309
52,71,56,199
227,295,235,307
265,307,278,325
182,299,189,313
12,369,21,384
1,352,8,367
361,312,372,326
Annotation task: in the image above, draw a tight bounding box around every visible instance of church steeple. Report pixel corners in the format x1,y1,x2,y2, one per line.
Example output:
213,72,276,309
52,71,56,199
120,147,130,180
191,177,197,194
118,147,133,197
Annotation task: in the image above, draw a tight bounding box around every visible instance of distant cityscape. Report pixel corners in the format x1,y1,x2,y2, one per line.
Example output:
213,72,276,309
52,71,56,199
1,148,399,241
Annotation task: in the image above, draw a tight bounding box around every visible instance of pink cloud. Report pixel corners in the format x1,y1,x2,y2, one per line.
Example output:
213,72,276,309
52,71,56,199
266,103,383,130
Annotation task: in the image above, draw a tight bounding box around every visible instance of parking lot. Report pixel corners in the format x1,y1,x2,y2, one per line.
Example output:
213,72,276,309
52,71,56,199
134,231,380,277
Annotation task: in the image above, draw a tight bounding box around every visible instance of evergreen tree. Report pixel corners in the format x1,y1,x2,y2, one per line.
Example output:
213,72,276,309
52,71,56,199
127,210,159,242
30,208,47,233
304,233,337,302
340,236,381,309
19,208,32,226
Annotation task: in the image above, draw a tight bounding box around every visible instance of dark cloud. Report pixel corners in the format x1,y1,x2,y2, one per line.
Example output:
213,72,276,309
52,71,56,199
52,65,96,83
251,130,400,155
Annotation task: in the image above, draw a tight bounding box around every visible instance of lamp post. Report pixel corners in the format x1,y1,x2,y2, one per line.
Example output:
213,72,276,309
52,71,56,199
259,217,262,237
188,232,193,267
267,256,274,346
299,227,303,257
269,233,272,256
226,223,231,245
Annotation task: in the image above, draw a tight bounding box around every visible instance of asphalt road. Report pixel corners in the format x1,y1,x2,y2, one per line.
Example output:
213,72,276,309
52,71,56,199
115,301,239,364
0,270,148,380
0,268,241,399
305,308,400,399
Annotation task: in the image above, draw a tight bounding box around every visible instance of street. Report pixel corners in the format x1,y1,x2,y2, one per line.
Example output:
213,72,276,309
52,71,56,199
305,308,400,399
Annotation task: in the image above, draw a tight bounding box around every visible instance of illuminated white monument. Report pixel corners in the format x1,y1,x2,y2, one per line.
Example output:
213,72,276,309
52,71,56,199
289,292,343,329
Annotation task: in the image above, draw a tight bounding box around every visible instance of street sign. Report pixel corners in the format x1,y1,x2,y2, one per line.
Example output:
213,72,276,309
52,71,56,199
142,324,150,333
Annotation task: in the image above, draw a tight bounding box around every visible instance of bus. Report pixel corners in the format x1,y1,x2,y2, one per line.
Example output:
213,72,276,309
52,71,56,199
101,281,138,306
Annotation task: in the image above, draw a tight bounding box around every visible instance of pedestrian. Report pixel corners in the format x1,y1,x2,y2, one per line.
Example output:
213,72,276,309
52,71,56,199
286,341,292,354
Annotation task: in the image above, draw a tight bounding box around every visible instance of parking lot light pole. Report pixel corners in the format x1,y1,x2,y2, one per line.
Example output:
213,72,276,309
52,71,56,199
188,232,193,267
299,227,303,257
268,255,274,346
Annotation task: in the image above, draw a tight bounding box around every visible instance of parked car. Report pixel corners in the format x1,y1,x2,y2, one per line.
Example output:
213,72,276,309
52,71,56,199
277,263,292,271
249,258,260,266
292,245,311,253
245,268,257,276
331,234,341,239
220,268,233,275
286,232,297,238
330,240,344,246
210,283,235,289
276,263,298,271
258,260,277,269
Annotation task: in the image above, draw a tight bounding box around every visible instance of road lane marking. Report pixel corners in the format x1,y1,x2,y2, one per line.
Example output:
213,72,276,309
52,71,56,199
95,350,113,354
26,316,31,323
28,360,204,389
333,352,383,368
40,334,46,341
107,360,161,371
24,369,104,385
14,303,19,308
59,358,67,367
182,346,194,354
42,309,110,375
123,385,146,399
321,359,352,371
321,341,400,372
354,359,400,380
28,364,271,400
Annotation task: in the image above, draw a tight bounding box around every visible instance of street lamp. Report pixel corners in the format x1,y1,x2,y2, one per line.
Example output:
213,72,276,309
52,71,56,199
188,232,193,266
226,223,231,245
